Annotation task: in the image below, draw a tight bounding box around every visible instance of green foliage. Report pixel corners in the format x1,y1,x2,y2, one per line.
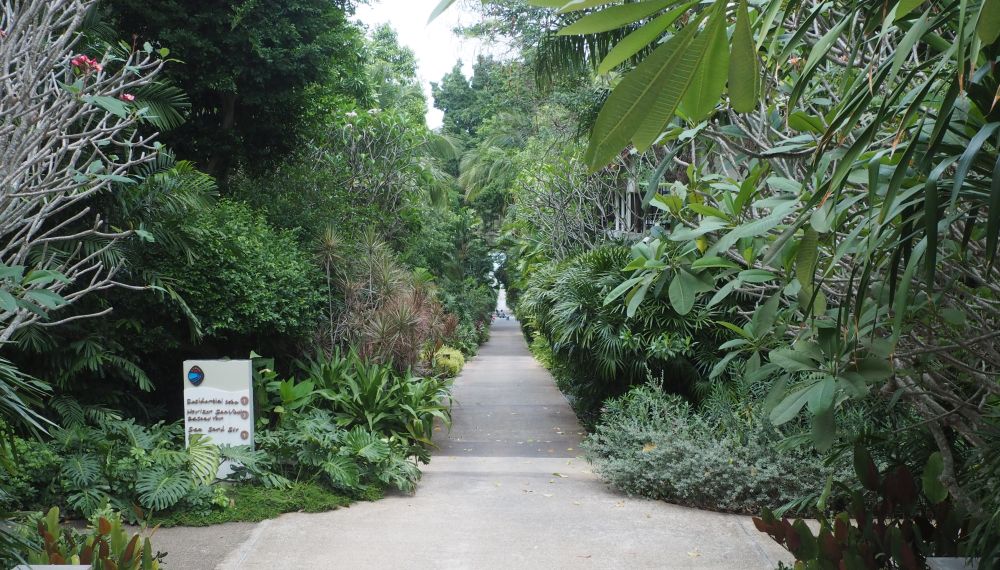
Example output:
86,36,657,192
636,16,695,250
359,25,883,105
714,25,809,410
158,199,321,339
754,445,970,568
255,409,421,495
0,416,220,521
298,351,453,454
25,507,163,568
105,0,368,181
583,385,849,514
518,245,725,418
433,346,465,377
151,482,351,527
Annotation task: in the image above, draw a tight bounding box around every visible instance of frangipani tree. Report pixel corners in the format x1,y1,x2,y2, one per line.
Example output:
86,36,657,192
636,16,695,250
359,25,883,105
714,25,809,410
0,0,171,343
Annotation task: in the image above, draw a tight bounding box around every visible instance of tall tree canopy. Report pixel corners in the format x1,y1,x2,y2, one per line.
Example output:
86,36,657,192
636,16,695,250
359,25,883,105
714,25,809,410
105,0,367,183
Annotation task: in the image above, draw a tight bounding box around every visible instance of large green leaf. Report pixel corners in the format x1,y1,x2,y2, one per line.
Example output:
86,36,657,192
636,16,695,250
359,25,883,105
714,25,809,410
921,452,949,503
584,14,704,169
678,4,729,121
667,268,712,315
428,0,458,23
597,2,695,73
559,0,677,35
558,0,619,12
978,0,1000,44
728,0,758,113
986,153,1000,264
634,4,726,148
769,384,813,425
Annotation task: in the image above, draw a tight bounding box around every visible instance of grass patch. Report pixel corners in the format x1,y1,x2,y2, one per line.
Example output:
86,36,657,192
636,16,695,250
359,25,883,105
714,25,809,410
153,482,354,527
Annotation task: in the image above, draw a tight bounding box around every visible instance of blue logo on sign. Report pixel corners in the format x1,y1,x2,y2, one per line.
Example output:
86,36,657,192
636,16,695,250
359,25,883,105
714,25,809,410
187,365,205,386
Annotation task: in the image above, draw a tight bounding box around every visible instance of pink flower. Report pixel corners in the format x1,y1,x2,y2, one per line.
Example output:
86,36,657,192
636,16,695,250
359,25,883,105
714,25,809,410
71,54,102,74
119,93,135,102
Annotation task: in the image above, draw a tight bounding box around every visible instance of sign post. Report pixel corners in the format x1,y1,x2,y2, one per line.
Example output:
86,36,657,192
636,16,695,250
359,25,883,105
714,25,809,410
183,359,253,478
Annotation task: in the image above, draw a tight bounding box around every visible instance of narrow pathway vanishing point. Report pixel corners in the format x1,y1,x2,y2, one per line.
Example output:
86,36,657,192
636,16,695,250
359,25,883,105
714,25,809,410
164,319,793,569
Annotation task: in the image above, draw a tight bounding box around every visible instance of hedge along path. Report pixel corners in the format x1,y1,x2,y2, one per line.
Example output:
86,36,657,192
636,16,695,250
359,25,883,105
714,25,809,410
207,318,791,569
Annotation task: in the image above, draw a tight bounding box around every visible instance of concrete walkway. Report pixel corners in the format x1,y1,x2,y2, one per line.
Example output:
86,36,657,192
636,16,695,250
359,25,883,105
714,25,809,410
163,319,792,568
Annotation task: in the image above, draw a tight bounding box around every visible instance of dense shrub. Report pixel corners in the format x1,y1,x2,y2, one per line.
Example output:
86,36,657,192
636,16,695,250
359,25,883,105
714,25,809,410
253,409,421,495
519,245,726,417
255,350,453,461
159,200,322,339
433,347,465,377
583,385,850,514
0,417,223,521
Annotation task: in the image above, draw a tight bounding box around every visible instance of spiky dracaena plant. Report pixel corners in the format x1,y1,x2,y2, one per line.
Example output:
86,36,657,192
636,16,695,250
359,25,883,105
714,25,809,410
325,231,449,372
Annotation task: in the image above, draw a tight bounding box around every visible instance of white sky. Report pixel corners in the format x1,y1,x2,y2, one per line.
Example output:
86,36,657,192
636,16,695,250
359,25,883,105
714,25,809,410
355,1,491,129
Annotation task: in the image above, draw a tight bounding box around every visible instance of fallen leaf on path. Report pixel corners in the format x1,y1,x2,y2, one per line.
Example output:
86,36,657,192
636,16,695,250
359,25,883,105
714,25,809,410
687,550,701,558
552,473,568,478
543,493,553,497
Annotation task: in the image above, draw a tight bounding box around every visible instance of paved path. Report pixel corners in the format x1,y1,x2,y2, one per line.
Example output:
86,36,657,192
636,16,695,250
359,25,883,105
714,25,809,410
163,319,792,568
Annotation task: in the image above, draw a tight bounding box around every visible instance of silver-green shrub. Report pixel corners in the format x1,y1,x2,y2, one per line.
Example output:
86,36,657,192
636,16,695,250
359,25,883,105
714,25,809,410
582,385,850,514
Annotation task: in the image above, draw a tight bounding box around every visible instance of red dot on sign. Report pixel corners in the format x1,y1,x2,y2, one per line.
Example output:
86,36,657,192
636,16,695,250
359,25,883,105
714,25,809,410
240,431,249,441
240,411,249,420
240,396,249,405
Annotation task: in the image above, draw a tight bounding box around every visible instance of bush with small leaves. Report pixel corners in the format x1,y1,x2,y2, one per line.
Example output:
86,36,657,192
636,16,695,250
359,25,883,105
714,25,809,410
433,346,465,377
583,385,850,514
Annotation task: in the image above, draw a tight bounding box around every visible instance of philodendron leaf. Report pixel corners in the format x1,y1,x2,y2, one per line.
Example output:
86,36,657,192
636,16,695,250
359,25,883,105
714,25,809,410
921,452,949,503
728,0,758,112
584,14,703,170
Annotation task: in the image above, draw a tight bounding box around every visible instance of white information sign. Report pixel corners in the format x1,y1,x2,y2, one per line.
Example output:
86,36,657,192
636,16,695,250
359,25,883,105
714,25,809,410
183,359,253,478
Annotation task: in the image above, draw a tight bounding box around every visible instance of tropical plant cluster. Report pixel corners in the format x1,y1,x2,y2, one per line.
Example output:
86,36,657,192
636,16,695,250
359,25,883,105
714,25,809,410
435,0,1000,563
0,0,495,564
